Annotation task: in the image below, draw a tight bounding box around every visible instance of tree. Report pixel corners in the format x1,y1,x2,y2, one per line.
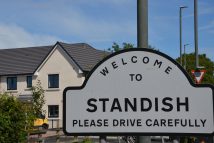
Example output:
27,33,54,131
0,94,27,143
0,80,46,142
31,80,45,117
108,42,134,52
176,53,214,84
108,42,157,52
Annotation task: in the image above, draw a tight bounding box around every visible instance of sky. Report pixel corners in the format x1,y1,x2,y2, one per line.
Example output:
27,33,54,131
0,0,213,61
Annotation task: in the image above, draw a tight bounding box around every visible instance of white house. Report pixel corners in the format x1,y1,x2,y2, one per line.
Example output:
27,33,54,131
0,42,107,128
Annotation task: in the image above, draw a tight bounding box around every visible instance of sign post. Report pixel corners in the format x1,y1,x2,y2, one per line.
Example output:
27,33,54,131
63,49,213,138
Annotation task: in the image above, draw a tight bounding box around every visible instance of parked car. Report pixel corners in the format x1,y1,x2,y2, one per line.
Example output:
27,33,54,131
34,114,49,130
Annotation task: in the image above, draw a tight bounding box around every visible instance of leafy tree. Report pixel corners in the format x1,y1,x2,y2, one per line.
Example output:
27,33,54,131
176,53,214,84
123,43,135,50
148,45,157,50
108,42,157,52
23,80,46,132
0,93,27,143
31,80,45,117
108,42,134,52
0,80,46,142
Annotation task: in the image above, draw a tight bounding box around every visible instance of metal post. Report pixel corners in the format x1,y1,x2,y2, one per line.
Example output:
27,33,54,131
52,119,53,128
179,8,182,66
184,44,189,70
207,136,213,143
194,0,199,68
184,44,186,69
137,136,151,143
137,0,148,48
179,6,187,66
99,136,107,143
56,119,60,143
137,0,150,143
172,139,180,143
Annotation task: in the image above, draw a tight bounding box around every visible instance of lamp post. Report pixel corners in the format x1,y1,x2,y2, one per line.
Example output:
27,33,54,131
137,0,150,143
194,0,204,69
194,0,199,68
179,6,188,66
137,0,148,48
184,44,189,70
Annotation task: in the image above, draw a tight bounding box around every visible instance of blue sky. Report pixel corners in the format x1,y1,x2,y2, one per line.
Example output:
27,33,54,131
0,0,213,61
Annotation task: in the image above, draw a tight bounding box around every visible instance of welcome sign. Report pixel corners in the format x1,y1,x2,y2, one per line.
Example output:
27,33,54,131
63,49,213,136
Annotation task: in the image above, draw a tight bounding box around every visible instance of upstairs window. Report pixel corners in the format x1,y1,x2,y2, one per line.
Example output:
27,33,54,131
7,77,17,90
48,74,59,88
27,76,32,88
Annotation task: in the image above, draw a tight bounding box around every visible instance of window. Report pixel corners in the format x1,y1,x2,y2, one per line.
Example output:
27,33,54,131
48,74,59,88
7,77,17,90
48,105,59,118
27,76,32,88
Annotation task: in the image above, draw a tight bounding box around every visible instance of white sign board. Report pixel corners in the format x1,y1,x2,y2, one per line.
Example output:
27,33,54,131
63,49,213,136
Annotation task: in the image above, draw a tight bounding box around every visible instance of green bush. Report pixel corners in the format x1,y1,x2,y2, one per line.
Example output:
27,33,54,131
0,81,46,142
0,93,27,142
81,137,93,143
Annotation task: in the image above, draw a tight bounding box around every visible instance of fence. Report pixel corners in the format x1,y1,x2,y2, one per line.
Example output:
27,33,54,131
48,119,62,129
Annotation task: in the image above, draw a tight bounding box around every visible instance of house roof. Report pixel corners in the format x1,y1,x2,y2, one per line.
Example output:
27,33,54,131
58,42,107,71
0,42,108,76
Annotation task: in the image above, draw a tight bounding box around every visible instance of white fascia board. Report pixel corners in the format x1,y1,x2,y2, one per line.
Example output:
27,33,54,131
33,43,83,75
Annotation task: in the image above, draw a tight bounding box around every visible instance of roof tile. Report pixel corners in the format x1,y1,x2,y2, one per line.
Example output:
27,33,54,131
0,42,108,75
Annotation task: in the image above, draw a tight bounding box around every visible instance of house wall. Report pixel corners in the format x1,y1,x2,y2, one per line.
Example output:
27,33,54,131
36,46,85,127
0,75,32,96
0,45,85,128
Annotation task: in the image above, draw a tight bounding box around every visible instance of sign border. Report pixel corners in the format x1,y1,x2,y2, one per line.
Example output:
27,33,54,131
63,48,214,136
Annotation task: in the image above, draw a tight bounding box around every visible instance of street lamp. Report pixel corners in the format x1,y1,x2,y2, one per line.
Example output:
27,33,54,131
194,0,204,69
184,44,189,70
137,0,148,48
179,6,188,66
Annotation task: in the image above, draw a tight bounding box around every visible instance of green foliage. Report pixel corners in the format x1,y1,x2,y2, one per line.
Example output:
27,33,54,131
148,45,158,50
0,80,46,142
108,42,157,52
123,42,135,50
176,53,214,84
108,42,134,52
0,93,27,143
31,80,45,117
82,137,93,143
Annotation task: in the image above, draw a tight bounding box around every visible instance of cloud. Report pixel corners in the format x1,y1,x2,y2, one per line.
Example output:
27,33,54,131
60,15,135,40
0,23,63,48
199,1,214,15
75,0,132,6
199,20,214,33
2,0,135,46
33,1,136,44
0,0,136,49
